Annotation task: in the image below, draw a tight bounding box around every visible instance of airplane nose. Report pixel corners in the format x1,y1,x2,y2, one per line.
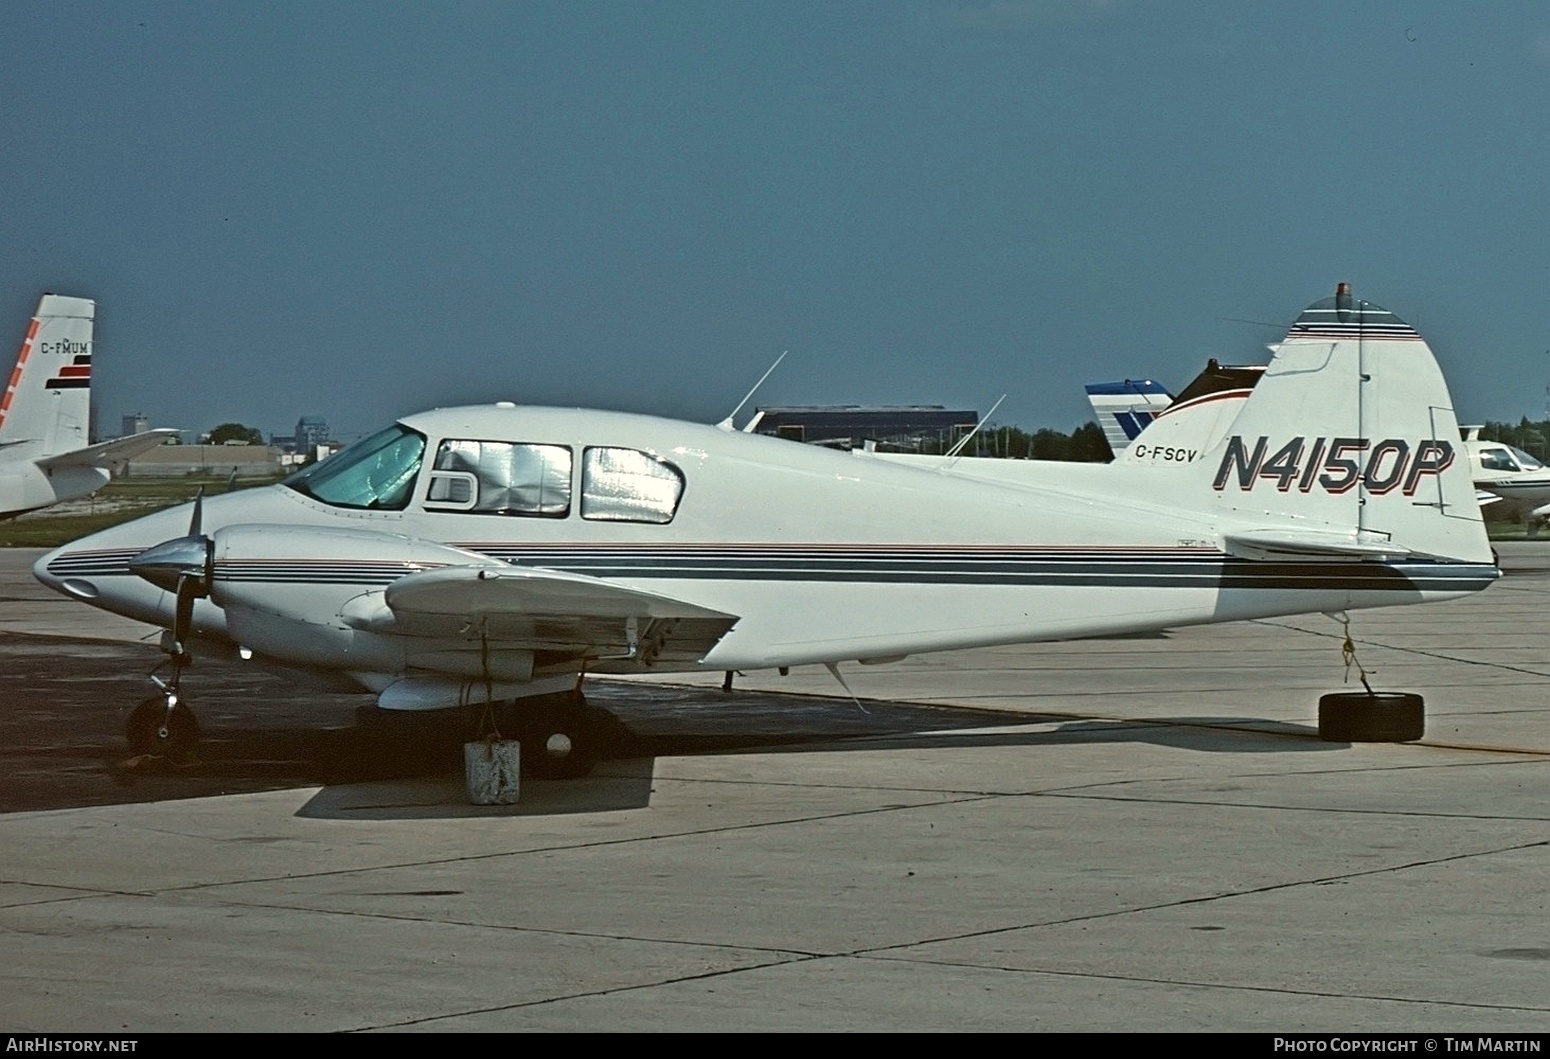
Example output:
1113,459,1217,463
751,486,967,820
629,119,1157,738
33,544,104,600
33,544,66,591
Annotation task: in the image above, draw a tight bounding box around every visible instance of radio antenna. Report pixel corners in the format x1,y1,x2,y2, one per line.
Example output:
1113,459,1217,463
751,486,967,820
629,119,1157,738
941,394,1006,464
716,351,787,431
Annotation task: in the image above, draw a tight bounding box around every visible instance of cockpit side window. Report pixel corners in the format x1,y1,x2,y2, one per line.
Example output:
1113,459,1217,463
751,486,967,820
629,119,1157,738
581,447,685,523
283,424,426,510
424,439,572,517
1479,447,1520,472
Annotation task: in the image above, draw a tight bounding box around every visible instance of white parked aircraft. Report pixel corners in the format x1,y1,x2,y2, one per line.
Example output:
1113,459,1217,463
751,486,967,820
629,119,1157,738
1460,427,1550,535
35,285,1497,773
0,294,177,518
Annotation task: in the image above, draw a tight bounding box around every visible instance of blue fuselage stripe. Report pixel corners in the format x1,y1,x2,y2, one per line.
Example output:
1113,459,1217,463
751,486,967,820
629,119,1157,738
45,547,1499,594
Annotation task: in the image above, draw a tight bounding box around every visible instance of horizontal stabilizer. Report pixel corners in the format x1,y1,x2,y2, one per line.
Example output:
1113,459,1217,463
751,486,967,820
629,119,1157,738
36,429,179,472
1223,528,1412,562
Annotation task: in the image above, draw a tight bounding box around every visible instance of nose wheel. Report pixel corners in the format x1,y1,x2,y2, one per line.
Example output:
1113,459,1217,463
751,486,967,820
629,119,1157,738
125,490,214,762
126,691,201,760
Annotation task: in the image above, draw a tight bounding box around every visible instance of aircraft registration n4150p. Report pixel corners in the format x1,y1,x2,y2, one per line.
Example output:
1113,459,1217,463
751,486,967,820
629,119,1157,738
35,285,1499,774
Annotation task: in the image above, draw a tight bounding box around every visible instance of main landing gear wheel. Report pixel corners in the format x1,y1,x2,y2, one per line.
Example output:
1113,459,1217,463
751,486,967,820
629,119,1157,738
1318,691,1425,743
126,692,201,759
514,692,597,780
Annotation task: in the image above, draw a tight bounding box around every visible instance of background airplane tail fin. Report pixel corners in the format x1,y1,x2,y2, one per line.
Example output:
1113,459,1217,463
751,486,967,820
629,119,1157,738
1083,379,1171,456
1104,360,1263,467
0,294,95,456
1194,284,1490,565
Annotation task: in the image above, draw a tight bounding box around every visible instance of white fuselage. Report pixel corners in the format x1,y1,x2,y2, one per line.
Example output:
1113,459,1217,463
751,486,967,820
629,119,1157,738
35,405,1497,695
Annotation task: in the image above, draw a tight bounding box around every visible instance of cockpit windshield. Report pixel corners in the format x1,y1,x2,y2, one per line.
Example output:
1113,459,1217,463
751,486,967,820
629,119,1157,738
1510,446,1544,471
283,424,427,510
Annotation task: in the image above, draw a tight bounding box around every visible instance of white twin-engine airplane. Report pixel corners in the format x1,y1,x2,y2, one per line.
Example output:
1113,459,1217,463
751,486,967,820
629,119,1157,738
1,294,177,519
35,285,1498,775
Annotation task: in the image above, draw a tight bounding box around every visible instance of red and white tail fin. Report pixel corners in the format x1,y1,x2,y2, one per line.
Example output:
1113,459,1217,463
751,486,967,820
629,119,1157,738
1194,284,1488,564
0,294,94,457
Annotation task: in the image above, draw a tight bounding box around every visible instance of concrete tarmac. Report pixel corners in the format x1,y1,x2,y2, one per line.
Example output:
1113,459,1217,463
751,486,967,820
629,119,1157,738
2,546,1548,1032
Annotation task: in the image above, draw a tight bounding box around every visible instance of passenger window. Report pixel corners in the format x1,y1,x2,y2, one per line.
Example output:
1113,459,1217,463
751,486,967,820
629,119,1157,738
581,447,685,523
425,439,572,517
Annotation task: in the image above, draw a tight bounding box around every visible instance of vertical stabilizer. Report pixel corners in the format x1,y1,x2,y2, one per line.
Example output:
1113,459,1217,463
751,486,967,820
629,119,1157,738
1198,284,1489,564
0,294,95,456
1084,379,1172,455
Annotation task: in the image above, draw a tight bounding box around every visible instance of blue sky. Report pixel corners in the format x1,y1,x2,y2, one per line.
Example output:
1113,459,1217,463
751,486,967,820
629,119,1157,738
4,1,1549,442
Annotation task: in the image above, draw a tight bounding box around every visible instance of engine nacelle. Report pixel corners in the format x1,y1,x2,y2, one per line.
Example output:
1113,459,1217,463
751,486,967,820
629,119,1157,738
207,524,503,673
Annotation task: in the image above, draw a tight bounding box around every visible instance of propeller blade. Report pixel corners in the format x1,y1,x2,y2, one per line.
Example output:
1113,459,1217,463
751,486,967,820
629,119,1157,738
170,574,199,659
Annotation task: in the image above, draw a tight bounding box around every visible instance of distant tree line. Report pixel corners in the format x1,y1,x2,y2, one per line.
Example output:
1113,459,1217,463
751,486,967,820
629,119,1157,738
966,422,1112,462
206,422,266,446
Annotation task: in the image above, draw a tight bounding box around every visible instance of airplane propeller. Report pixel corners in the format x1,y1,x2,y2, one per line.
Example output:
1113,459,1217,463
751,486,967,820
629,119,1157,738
127,490,214,666
121,491,217,758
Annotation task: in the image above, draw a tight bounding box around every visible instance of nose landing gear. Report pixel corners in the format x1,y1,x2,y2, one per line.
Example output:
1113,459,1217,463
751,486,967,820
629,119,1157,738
125,687,200,760
124,492,214,763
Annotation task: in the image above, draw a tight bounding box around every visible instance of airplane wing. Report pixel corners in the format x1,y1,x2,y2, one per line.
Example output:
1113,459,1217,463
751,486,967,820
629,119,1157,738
360,563,740,665
35,429,180,472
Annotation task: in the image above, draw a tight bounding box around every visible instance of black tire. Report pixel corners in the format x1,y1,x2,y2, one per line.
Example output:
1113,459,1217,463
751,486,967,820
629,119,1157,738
1318,691,1424,743
126,693,201,758
513,693,596,780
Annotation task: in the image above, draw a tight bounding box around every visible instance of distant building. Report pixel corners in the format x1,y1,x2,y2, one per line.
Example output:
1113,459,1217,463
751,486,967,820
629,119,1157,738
125,444,281,479
746,405,979,452
295,415,330,451
278,439,345,469
121,413,150,436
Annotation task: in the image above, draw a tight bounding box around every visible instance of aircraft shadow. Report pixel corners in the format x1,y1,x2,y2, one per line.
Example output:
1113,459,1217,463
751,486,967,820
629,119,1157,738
0,631,1341,819
294,710,1339,820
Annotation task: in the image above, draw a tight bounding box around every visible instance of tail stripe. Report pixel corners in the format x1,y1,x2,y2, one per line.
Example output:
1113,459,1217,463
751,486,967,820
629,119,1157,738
0,317,41,427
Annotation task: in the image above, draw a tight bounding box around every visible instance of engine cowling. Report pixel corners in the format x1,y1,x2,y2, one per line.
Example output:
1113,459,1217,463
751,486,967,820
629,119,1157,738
206,524,503,674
